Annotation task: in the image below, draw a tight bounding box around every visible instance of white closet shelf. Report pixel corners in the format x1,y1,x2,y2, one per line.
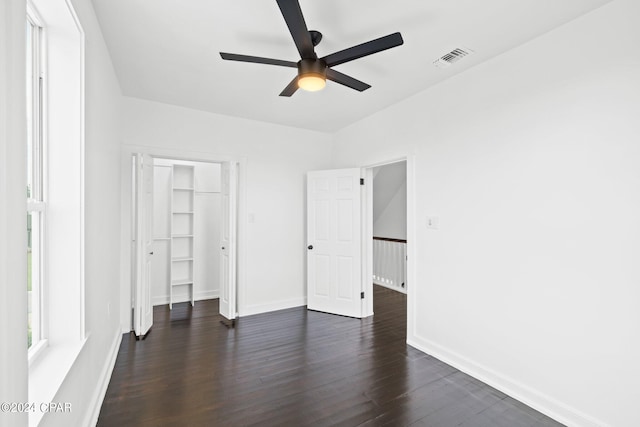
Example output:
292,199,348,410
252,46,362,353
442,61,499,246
170,163,195,309
171,279,194,287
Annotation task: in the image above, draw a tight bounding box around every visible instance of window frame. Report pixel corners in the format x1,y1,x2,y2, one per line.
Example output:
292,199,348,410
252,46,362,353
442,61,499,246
26,0,86,420
26,7,48,362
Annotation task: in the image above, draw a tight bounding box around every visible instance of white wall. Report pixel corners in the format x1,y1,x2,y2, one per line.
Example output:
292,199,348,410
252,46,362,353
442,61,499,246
1,0,123,426
121,97,333,321
152,159,221,305
373,162,407,240
373,183,406,240
192,162,221,302
332,1,640,426
152,163,172,303
39,0,123,426
0,1,28,426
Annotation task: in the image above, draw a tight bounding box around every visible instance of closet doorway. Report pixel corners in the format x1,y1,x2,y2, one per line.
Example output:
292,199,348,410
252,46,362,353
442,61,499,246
131,154,238,338
152,159,222,308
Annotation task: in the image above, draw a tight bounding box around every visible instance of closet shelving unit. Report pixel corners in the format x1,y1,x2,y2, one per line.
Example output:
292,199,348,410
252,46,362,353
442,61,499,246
170,164,195,309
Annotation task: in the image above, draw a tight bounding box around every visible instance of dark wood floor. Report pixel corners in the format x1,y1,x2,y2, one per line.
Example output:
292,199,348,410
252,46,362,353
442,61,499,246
98,286,564,427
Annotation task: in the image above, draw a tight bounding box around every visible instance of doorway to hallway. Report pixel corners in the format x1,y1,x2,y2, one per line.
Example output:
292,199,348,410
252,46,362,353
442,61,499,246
369,160,407,330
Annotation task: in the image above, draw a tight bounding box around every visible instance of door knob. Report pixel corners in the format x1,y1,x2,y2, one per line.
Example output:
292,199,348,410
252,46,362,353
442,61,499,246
149,252,154,255
307,245,313,250
221,246,225,250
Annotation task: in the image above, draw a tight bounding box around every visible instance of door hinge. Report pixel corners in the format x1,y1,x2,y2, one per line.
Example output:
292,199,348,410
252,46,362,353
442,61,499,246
360,178,365,185
361,291,365,299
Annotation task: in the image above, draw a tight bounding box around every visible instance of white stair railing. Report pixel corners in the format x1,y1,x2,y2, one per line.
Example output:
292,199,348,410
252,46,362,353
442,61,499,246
373,238,407,293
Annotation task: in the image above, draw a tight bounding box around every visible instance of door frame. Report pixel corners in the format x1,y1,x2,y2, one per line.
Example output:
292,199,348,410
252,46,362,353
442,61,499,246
360,155,415,340
121,145,246,332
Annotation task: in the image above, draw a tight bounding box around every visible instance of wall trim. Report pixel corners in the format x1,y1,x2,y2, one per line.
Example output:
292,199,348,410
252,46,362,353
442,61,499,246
83,328,121,427
373,236,407,243
239,297,306,317
407,334,609,427
152,291,219,307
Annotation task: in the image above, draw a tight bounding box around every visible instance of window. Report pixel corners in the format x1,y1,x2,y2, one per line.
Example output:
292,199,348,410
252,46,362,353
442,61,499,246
26,0,85,420
26,14,45,352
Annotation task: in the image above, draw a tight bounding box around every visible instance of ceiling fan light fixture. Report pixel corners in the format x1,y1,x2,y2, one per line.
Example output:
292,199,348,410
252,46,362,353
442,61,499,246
298,73,326,91
297,58,327,92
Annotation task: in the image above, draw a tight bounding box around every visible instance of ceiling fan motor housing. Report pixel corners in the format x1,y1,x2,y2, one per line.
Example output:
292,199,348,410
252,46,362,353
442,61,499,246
298,58,327,79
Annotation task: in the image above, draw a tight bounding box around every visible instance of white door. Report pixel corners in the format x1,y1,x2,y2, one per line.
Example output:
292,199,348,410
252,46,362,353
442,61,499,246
219,161,237,321
307,168,363,318
134,153,154,337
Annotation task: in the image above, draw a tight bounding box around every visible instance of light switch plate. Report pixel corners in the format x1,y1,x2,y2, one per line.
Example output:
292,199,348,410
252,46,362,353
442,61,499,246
426,216,439,229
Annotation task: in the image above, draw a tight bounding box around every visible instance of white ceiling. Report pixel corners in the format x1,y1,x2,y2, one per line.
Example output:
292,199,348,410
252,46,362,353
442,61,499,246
91,0,610,132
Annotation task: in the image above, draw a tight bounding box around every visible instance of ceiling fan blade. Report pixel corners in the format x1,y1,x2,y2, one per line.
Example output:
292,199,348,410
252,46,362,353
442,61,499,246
326,68,371,92
276,0,316,59
279,76,299,97
322,32,404,67
220,52,298,68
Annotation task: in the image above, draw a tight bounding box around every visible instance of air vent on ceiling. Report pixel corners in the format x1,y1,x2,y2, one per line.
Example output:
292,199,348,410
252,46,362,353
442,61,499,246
433,47,474,69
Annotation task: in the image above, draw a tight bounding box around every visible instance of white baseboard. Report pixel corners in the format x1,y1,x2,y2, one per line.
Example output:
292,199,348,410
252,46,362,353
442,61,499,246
152,290,219,307
406,334,609,427
84,328,122,427
239,297,306,317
